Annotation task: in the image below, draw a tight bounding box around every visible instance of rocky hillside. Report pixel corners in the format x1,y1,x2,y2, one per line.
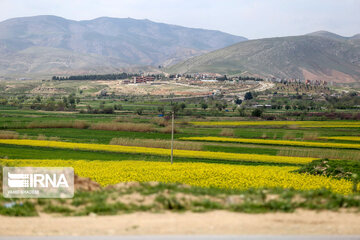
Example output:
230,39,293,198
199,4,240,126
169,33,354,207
168,31,360,83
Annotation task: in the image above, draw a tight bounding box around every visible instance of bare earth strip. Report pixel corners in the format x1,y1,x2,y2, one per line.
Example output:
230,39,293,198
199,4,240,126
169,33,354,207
0,210,359,236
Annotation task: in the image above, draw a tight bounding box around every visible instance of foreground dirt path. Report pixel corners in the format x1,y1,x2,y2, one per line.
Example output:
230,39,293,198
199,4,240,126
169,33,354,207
0,210,359,236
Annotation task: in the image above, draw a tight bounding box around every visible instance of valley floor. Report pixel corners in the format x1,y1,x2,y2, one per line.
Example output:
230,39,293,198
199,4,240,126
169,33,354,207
1,210,359,236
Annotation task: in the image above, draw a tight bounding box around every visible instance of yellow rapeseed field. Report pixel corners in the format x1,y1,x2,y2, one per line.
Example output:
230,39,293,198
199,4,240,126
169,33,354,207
319,136,360,142
189,121,360,128
180,136,360,150
0,139,316,164
0,159,354,194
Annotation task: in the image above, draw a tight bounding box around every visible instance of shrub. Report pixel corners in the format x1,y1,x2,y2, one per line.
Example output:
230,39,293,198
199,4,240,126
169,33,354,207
102,107,114,114
136,108,144,115
251,108,263,117
238,108,246,117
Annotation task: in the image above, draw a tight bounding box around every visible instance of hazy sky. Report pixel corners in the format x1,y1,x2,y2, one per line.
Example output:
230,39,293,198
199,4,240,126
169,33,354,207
0,0,359,39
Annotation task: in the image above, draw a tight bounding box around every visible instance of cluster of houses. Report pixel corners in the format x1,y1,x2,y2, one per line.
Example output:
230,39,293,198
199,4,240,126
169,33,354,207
305,79,330,86
122,76,155,84
268,77,331,86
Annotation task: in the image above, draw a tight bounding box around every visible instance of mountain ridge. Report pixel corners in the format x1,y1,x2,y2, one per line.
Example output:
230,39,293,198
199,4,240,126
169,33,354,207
167,33,360,83
0,15,246,76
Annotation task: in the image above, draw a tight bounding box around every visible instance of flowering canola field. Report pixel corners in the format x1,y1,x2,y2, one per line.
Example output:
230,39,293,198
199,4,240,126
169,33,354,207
189,121,360,128
0,139,316,164
319,136,360,142
0,159,353,194
180,136,360,150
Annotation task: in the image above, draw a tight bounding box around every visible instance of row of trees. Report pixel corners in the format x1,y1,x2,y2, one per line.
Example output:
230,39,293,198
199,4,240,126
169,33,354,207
52,73,138,81
0,94,80,111
216,75,264,81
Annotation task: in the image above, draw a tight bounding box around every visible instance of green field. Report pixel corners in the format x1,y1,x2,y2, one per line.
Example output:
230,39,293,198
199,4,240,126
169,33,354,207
1,93,360,216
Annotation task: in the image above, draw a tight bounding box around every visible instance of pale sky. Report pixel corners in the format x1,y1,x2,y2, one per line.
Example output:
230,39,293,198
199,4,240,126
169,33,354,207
0,0,359,39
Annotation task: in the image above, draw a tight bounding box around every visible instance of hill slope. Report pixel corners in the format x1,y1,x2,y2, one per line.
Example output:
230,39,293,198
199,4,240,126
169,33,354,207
0,15,246,76
168,33,360,83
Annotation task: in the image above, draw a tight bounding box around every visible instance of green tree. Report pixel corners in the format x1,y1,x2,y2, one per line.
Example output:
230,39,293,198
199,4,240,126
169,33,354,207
136,108,144,115
235,98,243,105
201,102,208,110
35,95,42,103
180,103,186,111
171,103,180,114
238,107,246,117
251,108,263,117
215,102,224,111
157,106,165,114
244,92,253,100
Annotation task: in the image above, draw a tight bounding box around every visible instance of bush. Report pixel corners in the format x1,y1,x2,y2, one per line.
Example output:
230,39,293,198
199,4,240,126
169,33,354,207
238,108,246,117
136,108,144,115
102,107,114,114
251,108,263,117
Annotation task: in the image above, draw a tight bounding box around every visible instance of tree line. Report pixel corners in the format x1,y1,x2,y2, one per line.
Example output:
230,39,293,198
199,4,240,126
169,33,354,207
52,73,139,81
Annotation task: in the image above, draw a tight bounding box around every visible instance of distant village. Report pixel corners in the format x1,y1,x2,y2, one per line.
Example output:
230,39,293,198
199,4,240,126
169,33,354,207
118,72,332,88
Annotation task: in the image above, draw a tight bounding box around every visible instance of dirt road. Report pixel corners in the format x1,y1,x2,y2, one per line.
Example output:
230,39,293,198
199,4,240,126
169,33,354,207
0,210,359,236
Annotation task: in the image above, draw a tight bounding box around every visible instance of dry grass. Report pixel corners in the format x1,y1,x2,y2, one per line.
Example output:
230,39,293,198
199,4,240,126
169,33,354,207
49,136,60,141
109,138,203,151
303,132,319,141
282,133,297,140
37,134,47,140
220,129,235,137
260,133,268,139
158,125,178,134
152,117,169,127
114,116,128,122
21,134,29,139
278,148,360,161
90,122,154,132
0,131,19,139
72,121,90,129
27,121,89,129
178,120,189,126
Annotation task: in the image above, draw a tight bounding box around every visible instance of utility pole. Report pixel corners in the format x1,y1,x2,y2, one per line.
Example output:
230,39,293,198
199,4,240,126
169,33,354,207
170,111,174,164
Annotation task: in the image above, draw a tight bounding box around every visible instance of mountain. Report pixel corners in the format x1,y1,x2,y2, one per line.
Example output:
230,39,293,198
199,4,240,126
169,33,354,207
167,32,360,83
307,31,347,41
351,34,360,40
0,15,246,77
